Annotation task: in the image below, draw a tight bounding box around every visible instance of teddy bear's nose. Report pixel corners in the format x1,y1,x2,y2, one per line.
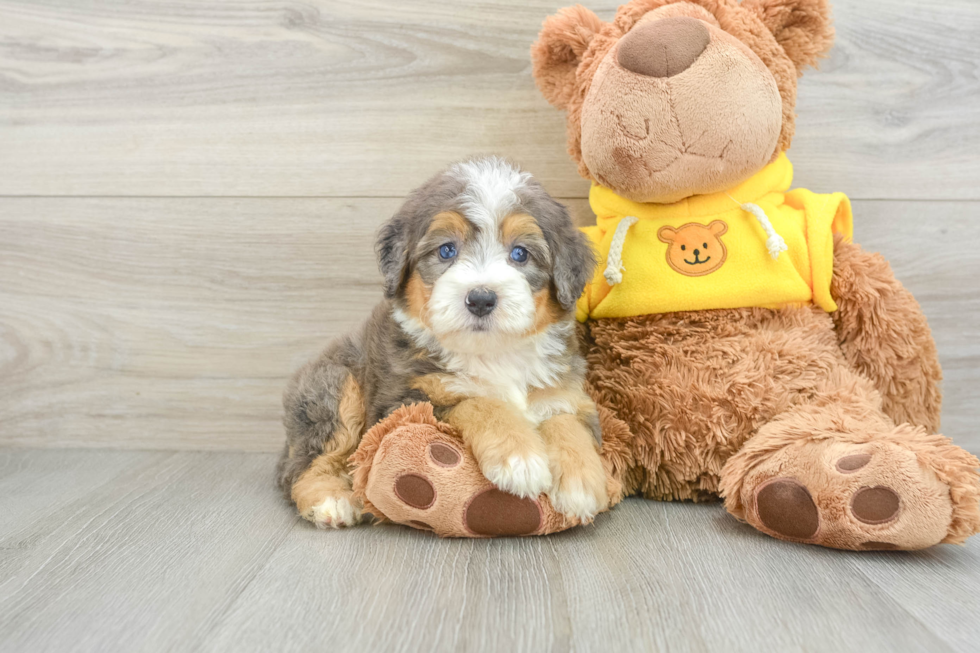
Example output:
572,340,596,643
617,16,711,78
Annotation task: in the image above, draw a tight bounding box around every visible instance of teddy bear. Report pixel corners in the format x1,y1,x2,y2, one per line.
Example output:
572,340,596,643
350,0,980,550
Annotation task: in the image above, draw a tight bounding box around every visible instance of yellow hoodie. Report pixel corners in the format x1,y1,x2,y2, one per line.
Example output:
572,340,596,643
576,154,853,322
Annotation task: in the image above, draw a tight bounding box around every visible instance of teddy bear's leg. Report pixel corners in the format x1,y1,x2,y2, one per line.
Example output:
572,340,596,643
831,234,943,433
720,402,980,550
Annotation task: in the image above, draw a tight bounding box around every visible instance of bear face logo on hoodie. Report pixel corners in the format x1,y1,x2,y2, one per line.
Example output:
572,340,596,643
658,221,728,277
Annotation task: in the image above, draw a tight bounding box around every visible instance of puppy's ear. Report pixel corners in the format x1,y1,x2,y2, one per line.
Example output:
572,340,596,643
743,0,834,72
531,5,604,110
375,215,409,299
535,197,596,312
555,228,596,311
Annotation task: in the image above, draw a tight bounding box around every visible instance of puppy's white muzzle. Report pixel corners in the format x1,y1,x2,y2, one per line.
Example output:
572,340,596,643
427,256,536,351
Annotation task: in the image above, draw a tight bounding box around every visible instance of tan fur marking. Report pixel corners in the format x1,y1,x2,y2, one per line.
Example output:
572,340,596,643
527,384,594,413
428,210,471,237
291,375,366,516
337,375,366,438
411,374,466,407
531,287,565,334
405,271,432,325
446,397,550,491
447,397,540,455
539,413,609,516
500,212,544,243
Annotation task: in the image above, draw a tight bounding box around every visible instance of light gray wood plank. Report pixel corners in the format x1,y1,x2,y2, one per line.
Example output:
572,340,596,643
0,449,172,548
790,0,980,199
0,450,295,653
0,0,977,199
201,496,965,653
847,544,980,653
2,198,977,453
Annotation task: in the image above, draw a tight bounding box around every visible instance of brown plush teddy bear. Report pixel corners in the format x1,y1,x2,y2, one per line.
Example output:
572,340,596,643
352,0,980,550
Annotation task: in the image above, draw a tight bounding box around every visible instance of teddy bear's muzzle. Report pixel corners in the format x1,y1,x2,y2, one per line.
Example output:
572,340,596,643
617,16,710,78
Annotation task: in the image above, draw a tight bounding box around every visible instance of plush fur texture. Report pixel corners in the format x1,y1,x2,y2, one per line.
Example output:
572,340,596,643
579,7,784,202
830,234,943,433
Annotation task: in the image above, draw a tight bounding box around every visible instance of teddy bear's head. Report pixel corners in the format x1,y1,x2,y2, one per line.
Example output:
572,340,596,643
532,0,834,204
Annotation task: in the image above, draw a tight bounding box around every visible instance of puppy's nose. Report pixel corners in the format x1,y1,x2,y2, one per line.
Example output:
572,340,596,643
617,16,710,78
465,289,497,317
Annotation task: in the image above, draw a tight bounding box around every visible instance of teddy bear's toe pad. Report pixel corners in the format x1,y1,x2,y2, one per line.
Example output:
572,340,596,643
394,474,436,509
429,442,461,467
836,453,871,473
850,486,900,525
756,479,819,539
741,438,954,550
464,489,542,536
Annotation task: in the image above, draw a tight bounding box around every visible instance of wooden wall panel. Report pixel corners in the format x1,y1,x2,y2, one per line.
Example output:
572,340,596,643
0,0,978,199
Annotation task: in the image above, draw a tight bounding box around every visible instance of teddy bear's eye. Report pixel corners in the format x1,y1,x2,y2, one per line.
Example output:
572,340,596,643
681,245,686,251
703,242,708,249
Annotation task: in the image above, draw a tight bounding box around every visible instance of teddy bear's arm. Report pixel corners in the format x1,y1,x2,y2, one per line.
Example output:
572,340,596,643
830,234,942,432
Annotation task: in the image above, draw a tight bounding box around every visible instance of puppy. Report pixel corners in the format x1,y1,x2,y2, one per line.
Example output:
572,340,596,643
276,156,608,528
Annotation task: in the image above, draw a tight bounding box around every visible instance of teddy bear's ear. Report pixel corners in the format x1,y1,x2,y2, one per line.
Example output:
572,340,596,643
743,0,834,73
531,5,605,110
657,226,678,243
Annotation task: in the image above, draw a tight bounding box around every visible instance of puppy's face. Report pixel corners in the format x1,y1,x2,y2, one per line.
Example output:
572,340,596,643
377,157,595,354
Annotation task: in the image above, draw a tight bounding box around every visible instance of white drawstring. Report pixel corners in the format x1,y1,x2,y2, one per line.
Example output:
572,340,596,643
603,216,638,286
727,194,787,260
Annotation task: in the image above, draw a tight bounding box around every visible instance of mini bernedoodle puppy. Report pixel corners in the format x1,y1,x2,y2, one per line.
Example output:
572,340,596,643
276,156,609,529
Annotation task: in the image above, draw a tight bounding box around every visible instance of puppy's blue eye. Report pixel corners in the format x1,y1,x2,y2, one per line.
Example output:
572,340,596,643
439,243,457,260
510,246,528,263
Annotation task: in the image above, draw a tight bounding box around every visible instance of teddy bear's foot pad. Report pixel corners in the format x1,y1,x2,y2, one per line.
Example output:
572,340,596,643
741,440,956,550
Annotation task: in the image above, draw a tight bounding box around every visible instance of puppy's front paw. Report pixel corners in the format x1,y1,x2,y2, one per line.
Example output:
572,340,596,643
481,453,553,499
547,448,609,521
550,475,607,521
304,494,363,530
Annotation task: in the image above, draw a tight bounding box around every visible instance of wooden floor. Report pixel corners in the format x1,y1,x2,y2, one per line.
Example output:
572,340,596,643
2,0,980,651
0,449,978,653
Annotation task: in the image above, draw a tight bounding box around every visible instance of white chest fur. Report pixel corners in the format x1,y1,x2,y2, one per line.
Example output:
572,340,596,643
393,308,572,420
440,333,568,412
